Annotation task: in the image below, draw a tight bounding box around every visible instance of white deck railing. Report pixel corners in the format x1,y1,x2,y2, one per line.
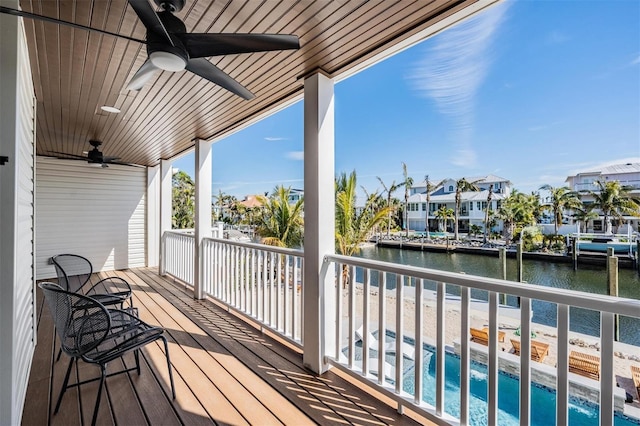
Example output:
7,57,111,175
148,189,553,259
160,232,640,425
201,238,304,348
323,254,640,426
161,230,195,285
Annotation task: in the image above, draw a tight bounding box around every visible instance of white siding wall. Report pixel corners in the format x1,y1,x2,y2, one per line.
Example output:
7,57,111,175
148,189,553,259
0,6,36,423
35,157,147,279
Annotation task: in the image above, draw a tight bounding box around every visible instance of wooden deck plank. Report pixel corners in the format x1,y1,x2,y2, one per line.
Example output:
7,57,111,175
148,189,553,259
133,268,416,426
25,267,426,426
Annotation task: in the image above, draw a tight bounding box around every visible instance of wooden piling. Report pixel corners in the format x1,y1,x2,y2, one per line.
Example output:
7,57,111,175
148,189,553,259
572,238,578,271
499,247,507,304
607,247,619,341
516,241,523,283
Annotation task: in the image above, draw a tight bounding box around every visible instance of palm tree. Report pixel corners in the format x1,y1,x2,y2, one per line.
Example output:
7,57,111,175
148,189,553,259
539,184,582,235
401,162,414,238
497,190,540,243
423,175,442,238
454,178,481,240
376,176,404,239
336,171,389,285
483,184,494,244
255,186,304,248
435,206,454,233
572,207,599,233
584,180,640,234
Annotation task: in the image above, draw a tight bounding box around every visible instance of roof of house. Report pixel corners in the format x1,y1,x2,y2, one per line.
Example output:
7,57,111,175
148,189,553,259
571,162,640,177
239,195,264,209
409,190,507,202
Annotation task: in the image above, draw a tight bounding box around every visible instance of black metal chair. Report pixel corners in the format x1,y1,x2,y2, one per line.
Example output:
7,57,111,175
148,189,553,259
51,253,133,308
40,282,176,426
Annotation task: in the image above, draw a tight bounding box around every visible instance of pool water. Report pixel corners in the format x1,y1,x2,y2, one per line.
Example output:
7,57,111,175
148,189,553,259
350,340,639,426
400,350,640,426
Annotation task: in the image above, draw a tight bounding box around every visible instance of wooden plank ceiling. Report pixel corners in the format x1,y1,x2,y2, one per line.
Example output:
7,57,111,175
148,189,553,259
20,0,480,167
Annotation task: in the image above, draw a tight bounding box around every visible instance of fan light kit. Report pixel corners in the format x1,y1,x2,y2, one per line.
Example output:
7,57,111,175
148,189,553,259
100,106,121,113
149,51,187,72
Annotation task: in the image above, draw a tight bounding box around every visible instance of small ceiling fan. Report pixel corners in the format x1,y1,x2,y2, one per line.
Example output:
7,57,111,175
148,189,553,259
49,140,139,168
0,0,300,100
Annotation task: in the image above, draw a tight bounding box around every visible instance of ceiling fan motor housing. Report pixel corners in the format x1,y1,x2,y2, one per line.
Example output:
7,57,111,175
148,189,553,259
154,0,185,13
147,10,189,70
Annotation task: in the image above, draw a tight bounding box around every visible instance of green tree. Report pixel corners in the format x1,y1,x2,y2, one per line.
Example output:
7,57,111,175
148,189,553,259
172,170,195,229
469,224,482,237
401,162,414,237
423,175,443,238
539,184,582,235
483,184,494,244
584,180,640,234
454,178,481,240
255,186,304,247
336,171,389,257
497,190,539,243
572,207,599,233
376,176,404,238
435,206,454,233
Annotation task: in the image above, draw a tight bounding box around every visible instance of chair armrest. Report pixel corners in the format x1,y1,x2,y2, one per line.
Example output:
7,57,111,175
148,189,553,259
86,276,132,296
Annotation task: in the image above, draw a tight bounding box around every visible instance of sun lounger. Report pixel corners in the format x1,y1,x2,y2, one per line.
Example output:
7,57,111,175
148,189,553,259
568,351,600,380
510,339,549,362
631,365,640,399
355,325,415,359
470,327,506,346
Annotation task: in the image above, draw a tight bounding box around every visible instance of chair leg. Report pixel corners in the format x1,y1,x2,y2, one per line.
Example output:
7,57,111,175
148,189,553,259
54,357,75,414
161,336,176,399
91,365,107,426
134,349,141,375
56,347,63,362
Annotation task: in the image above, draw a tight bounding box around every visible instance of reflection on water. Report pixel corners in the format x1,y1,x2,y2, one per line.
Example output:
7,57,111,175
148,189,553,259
356,247,640,345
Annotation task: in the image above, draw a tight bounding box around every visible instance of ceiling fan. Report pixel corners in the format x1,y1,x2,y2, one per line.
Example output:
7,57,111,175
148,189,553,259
49,140,139,168
0,0,300,100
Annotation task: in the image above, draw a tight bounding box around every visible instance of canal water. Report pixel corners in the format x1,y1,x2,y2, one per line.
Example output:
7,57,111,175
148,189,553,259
357,246,640,346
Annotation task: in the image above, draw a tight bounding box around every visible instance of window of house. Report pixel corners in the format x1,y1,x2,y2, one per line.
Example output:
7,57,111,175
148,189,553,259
422,203,426,211
448,185,454,192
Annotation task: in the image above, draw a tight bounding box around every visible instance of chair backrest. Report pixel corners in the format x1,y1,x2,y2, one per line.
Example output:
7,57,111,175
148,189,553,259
470,328,488,345
39,282,110,358
52,254,93,293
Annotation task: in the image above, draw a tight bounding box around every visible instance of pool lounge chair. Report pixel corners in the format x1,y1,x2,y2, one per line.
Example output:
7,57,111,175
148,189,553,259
355,325,415,359
510,339,549,363
631,365,640,399
568,351,600,380
470,327,506,345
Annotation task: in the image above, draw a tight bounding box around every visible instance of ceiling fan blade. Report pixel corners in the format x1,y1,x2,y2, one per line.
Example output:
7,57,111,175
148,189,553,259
110,161,145,168
179,33,300,58
48,151,88,160
127,0,174,46
126,59,159,91
185,58,254,100
0,6,146,44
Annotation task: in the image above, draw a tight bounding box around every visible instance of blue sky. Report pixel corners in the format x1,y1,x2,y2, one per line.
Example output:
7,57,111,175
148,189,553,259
174,0,640,201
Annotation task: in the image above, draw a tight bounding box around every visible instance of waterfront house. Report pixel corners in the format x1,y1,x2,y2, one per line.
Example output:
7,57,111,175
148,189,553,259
565,163,640,234
1,1,638,425
406,174,512,233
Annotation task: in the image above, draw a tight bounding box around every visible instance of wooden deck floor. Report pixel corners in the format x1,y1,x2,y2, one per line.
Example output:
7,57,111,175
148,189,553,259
22,268,427,426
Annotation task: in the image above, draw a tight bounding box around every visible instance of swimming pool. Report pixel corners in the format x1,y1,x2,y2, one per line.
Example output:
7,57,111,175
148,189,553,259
401,349,640,426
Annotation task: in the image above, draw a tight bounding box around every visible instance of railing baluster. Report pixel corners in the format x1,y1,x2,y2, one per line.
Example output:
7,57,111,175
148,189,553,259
277,253,282,330
285,254,291,336
395,274,403,394
488,290,498,425
436,281,445,415
378,271,386,385
414,277,424,405
556,303,569,426
460,285,470,426
363,267,370,376
348,265,356,369
601,312,615,426
292,255,298,340
336,262,343,361
520,297,532,425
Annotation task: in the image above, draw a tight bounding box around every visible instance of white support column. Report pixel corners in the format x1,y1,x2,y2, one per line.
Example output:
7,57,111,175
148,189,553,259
146,165,160,267
303,71,335,374
159,159,173,275
194,139,212,299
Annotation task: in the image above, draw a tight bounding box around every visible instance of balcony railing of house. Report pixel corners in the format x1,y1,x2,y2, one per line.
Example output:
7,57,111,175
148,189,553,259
161,230,195,285
574,180,640,192
161,232,640,425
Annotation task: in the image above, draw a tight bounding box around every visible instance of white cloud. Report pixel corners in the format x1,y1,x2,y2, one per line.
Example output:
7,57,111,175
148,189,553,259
265,136,288,141
546,30,570,45
631,55,640,65
286,151,304,161
408,1,511,168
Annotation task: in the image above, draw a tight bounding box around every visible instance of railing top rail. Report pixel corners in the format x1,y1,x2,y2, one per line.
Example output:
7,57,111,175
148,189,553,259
165,229,195,236
203,236,303,257
325,254,640,318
